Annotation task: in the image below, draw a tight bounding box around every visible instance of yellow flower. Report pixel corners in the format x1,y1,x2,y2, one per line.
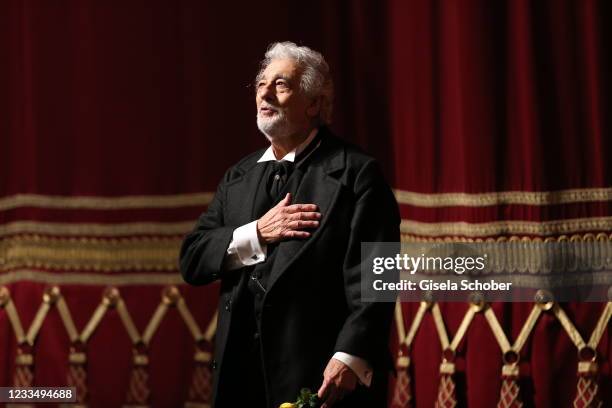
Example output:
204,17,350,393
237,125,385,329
279,403,295,408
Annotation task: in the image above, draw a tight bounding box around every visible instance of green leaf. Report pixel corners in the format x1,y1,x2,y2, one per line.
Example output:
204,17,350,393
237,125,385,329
292,387,319,408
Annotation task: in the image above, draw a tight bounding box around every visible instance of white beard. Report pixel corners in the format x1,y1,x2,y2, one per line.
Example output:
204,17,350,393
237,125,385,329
256,109,299,142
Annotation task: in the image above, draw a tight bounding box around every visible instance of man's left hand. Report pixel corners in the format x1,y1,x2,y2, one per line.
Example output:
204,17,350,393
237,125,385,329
317,358,358,408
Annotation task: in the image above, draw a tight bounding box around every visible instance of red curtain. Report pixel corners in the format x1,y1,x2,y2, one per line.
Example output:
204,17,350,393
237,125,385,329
390,1,611,407
0,1,610,407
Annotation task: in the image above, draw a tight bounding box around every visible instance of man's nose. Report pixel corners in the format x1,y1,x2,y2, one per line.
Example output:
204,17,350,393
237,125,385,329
258,82,275,102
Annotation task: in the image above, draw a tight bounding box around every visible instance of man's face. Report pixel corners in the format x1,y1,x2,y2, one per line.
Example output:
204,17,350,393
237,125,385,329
256,58,317,141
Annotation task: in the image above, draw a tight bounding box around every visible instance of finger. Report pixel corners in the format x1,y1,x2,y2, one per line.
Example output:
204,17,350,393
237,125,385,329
288,220,319,230
304,211,322,220
285,203,319,213
275,193,291,207
283,230,311,239
291,211,321,221
318,379,330,399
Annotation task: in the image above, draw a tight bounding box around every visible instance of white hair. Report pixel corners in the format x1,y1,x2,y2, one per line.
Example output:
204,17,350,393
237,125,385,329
256,41,334,125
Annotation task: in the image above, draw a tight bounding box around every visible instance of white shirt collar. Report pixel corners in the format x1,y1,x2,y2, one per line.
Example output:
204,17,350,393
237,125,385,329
257,128,319,163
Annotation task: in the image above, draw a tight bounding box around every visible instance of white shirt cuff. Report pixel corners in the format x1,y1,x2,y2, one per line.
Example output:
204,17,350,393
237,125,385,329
332,352,372,387
224,221,267,270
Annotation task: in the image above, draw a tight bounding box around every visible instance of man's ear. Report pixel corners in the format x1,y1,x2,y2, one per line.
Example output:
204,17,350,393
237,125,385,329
306,96,321,118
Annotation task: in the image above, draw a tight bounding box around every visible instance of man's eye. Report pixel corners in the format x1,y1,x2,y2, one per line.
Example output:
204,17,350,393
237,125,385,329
276,81,288,88
257,82,266,88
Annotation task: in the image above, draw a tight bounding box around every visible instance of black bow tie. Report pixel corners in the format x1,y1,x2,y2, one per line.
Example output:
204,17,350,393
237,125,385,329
267,160,294,199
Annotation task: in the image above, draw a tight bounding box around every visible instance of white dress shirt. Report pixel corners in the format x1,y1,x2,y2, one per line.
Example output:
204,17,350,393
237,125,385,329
223,128,373,386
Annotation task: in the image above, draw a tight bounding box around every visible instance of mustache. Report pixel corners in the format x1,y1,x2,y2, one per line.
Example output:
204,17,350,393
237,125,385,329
259,102,281,112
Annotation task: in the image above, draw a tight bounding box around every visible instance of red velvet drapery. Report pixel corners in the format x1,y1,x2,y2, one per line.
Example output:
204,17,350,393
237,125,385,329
390,2,611,407
0,1,610,407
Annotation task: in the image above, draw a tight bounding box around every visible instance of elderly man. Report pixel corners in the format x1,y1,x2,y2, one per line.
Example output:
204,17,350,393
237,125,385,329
180,42,399,408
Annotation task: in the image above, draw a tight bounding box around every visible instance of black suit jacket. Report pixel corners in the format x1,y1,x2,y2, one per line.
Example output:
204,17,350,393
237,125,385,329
180,128,400,408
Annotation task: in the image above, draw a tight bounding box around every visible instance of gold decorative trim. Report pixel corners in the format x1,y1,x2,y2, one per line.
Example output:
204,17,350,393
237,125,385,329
553,303,587,349
449,304,479,351
0,192,214,211
513,305,543,353
400,217,612,238
589,302,612,349
1,284,220,408
56,295,79,343
0,284,218,365
0,221,195,237
116,297,141,344
484,307,512,353
27,300,52,345
2,188,607,212
3,220,610,241
483,304,543,354
1,294,26,343
0,235,181,272
402,232,612,242
142,301,169,345
471,271,612,288
0,270,184,286
203,311,217,343
394,187,612,207
431,303,450,350
177,298,205,342
81,301,111,342
405,302,428,348
394,301,406,344
394,301,612,405
395,301,428,350
430,301,481,375
3,187,609,212
551,302,612,355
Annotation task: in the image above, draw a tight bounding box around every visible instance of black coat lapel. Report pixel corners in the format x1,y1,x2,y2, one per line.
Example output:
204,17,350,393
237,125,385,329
266,135,345,293
225,160,267,225
223,156,267,300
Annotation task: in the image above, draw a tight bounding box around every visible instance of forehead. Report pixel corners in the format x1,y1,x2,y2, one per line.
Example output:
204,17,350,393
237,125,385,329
260,58,301,80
